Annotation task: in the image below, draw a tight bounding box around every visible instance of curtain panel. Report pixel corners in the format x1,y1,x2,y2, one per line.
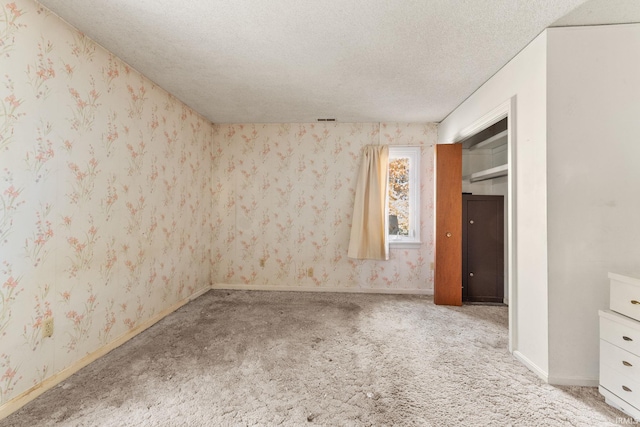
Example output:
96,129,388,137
348,145,389,260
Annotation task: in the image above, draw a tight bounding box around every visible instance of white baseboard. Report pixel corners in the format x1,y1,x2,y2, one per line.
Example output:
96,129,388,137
512,351,598,387
547,375,598,387
513,350,549,383
0,286,210,421
211,283,434,295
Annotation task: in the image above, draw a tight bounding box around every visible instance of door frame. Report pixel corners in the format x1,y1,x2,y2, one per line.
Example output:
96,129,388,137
448,97,517,353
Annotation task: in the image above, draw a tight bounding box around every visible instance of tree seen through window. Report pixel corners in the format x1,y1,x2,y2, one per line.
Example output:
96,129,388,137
389,157,410,236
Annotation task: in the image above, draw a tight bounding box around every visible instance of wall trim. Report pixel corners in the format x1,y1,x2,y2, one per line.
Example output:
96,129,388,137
211,283,434,296
451,100,509,144
547,376,599,387
513,350,549,383
0,286,211,421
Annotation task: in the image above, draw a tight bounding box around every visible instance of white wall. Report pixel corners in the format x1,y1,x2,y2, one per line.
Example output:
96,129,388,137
546,24,640,384
439,32,550,376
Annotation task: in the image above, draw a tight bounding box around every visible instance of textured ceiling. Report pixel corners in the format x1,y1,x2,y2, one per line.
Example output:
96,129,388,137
36,0,636,123
552,0,640,27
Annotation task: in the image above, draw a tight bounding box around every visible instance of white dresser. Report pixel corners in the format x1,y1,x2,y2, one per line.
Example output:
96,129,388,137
600,273,640,420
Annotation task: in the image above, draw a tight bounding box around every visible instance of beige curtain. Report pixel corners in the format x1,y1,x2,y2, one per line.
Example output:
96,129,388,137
348,145,389,260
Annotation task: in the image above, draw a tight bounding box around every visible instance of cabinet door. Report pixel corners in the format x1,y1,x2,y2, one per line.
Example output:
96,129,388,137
463,195,504,303
434,144,462,306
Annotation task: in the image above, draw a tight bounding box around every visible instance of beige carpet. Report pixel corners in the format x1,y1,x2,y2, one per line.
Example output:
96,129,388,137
0,290,627,426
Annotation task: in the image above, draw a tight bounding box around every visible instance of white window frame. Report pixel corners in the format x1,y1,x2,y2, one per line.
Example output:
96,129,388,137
388,146,421,248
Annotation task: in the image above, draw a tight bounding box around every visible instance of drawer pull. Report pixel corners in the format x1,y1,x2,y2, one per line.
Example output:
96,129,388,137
632,300,640,305
623,360,633,367
623,336,634,341
623,385,633,392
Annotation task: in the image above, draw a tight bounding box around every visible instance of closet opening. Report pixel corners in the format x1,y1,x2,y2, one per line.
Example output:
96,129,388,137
434,97,516,351
461,117,508,305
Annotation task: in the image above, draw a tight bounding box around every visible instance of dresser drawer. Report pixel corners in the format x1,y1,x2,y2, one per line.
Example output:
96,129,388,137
611,278,640,321
601,339,640,380
601,363,640,409
600,311,640,355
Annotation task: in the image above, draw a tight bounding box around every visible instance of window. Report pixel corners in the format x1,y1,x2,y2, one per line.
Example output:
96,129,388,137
388,146,420,247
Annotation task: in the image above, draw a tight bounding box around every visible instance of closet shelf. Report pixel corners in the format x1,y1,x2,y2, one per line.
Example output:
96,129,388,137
468,164,508,182
469,130,508,151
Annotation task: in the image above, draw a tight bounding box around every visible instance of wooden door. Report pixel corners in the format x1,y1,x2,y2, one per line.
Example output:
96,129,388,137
462,195,504,303
434,144,462,306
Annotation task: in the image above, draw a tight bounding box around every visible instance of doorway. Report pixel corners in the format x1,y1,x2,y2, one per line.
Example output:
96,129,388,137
434,98,517,351
461,117,508,304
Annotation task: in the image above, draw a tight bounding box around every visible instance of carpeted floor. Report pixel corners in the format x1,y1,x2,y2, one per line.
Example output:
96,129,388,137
0,290,628,426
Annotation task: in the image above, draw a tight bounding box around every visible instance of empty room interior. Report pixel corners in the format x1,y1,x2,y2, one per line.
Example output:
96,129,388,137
2,0,640,425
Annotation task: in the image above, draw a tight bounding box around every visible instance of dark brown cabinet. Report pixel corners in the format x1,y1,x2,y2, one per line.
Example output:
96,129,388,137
462,194,504,303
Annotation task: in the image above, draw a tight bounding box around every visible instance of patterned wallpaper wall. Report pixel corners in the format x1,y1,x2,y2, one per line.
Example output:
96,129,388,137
211,122,436,291
0,0,213,405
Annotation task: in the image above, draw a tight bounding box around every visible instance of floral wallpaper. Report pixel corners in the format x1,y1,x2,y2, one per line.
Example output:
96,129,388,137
210,122,436,291
0,0,213,405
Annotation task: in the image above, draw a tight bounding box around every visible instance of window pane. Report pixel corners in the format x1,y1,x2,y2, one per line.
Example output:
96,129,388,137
389,157,410,236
